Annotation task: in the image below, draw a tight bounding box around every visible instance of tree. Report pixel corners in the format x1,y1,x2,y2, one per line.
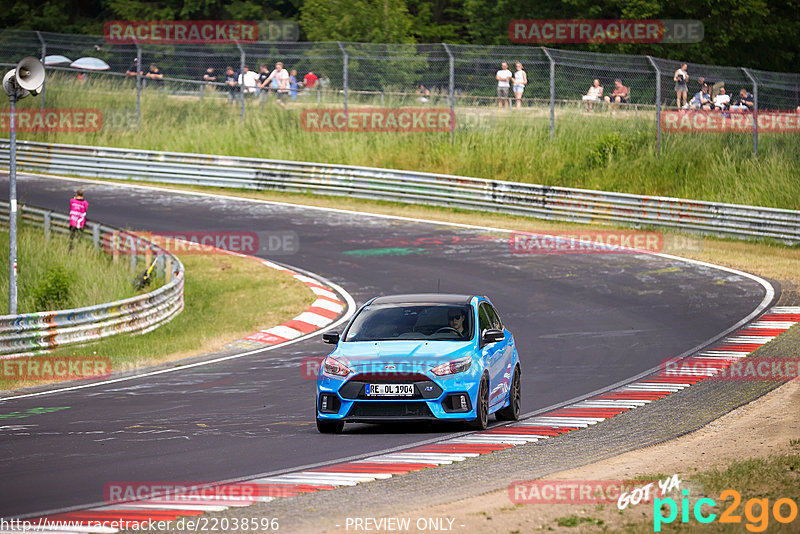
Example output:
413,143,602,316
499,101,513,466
300,0,414,43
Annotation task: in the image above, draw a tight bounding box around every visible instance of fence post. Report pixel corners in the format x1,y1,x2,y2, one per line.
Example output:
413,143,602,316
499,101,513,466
742,68,758,157
135,43,142,127
646,56,662,155
541,47,555,139
236,41,245,121
156,254,165,279
43,211,51,240
337,41,348,118
36,31,46,111
128,235,137,272
443,43,455,143
92,222,100,250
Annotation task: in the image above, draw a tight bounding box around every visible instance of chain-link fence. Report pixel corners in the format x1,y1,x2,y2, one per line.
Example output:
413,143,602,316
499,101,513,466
1,29,798,155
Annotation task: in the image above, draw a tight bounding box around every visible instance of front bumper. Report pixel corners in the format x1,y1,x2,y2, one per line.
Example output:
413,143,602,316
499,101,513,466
317,373,480,422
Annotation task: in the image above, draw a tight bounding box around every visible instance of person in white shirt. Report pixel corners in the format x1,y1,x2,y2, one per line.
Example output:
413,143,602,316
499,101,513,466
264,62,290,105
582,79,604,111
512,62,527,109
238,65,259,95
713,86,730,110
496,62,512,108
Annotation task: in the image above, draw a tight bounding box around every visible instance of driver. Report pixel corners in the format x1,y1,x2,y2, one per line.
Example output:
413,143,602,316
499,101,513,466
447,308,466,335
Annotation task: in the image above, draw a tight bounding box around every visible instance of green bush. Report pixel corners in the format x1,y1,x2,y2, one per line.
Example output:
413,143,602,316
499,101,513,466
32,265,74,311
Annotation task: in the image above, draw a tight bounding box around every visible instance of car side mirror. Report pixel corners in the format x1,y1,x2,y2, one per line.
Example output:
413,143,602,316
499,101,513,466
322,331,340,344
481,329,504,345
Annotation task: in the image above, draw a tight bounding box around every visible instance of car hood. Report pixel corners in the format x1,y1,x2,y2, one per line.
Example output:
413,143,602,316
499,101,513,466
332,340,474,373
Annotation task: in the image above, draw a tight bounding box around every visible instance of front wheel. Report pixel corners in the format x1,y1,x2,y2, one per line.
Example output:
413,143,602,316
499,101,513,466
468,378,489,430
496,366,521,421
316,418,344,434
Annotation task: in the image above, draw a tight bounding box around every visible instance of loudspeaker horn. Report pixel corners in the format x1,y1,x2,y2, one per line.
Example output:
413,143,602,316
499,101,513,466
15,57,45,92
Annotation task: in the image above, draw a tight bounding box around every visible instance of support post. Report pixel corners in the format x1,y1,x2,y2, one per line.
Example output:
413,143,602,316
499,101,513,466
646,56,662,155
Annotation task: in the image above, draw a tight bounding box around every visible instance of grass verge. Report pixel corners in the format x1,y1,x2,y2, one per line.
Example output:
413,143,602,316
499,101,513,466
0,224,149,313
12,76,800,210
0,251,316,391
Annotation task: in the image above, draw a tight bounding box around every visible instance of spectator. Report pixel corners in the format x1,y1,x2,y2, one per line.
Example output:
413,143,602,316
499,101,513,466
731,88,754,110
604,79,629,104
289,69,299,100
496,61,512,108
674,63,689,108
238,65,259,95
224,66,239,103
418,84,430,103
202,67,216,84
318,74,331,92
144,63,164,89
713,86,730,110
125,58,140,78
582,78,603,111
257,64,270,101
68,189,88,251
689,84,712,109
512,61,527,109
304,71,318,90
264,62,290,105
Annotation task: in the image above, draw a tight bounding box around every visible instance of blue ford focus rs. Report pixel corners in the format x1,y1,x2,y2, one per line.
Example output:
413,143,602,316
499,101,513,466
316,294,521,433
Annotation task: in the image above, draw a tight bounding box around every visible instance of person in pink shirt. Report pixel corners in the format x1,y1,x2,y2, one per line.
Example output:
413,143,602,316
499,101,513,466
69,189,88,250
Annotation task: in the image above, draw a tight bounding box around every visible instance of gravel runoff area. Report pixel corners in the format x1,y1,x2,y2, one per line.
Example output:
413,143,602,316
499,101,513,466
153,312,800,533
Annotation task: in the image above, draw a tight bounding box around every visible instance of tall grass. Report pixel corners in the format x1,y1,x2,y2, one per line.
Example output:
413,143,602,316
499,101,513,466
11,76,800,210
0,224,145,314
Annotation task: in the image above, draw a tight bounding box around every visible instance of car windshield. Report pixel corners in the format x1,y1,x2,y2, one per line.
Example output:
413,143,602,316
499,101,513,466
344,303,474,342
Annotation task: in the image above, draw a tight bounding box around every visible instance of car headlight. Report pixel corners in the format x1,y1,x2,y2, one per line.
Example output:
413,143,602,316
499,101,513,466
431,356,472,376
322,356,352,378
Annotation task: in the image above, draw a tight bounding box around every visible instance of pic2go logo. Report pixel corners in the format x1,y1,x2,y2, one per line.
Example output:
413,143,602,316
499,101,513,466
654,489,798,532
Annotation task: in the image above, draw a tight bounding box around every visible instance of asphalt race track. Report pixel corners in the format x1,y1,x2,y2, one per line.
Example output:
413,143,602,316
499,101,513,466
0,173,772,518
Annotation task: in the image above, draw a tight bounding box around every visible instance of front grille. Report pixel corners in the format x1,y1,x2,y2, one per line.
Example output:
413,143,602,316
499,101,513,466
340,377,443,400
347,401,434,419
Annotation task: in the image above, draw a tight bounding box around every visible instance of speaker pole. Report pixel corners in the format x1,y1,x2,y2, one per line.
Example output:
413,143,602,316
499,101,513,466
8,91,18,314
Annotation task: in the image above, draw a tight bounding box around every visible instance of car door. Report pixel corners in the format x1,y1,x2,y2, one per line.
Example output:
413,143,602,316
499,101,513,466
478,302,507,408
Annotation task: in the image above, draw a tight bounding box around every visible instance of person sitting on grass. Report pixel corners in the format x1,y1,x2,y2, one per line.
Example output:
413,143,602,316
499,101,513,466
731,88,754,111
582,79,603,111
603,79,628,104
689,84,712,110
713,87,730,110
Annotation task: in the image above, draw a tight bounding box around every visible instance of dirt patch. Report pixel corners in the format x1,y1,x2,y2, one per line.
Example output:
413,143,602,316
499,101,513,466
320,379,800,533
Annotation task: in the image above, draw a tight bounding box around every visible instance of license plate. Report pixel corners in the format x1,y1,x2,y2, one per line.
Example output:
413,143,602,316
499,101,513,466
365,383,415,396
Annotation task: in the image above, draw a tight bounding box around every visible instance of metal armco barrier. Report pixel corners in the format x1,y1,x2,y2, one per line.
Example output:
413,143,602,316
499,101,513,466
0,200,184,357
1,139,798,243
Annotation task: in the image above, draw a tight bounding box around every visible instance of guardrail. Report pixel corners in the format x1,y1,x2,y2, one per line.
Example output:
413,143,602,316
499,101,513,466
1,139,798,243
0,200,184,357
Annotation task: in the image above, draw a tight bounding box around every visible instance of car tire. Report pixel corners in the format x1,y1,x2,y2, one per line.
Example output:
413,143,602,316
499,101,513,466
316,418,344,434
496,366,521,421
468,377,489,430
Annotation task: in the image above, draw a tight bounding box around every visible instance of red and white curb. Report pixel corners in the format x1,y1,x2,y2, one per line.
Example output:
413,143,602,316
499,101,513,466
236,260,345,346
14,307,798,533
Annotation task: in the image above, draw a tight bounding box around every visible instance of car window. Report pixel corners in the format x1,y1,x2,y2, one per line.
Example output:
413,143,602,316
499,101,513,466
486,304,503,330
344,304,474,341
478,303,492,333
